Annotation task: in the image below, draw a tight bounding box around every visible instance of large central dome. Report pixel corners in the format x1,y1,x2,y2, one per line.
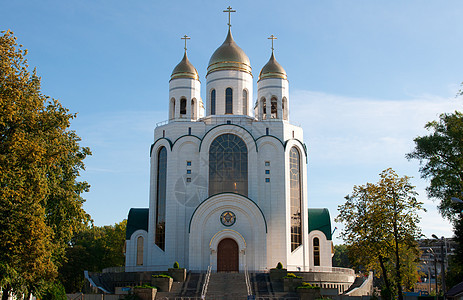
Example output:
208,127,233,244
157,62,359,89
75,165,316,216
207,29,252,76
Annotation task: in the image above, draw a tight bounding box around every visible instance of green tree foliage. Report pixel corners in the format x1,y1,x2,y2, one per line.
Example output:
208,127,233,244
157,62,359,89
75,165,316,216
406,111,463,220
59,220,127,293
336,169,425,300
0,30,91,299
332,244,352,268
406,111,463,283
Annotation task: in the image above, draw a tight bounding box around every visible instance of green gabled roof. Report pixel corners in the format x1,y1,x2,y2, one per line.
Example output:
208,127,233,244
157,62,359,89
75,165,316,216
308,208,332,240
126,208,149,240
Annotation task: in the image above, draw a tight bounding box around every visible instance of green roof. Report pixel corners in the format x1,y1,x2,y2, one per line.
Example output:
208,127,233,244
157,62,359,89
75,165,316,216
308,208,332,240
126,208,149,240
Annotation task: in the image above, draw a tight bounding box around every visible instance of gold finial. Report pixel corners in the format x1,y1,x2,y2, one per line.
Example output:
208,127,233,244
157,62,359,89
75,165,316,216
268,34,277,52
181,35,190,52
223,6,236,28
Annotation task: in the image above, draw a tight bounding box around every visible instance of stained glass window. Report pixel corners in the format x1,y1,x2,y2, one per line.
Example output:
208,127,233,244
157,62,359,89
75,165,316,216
290,147,302,251
211,89,216,115
155,147,167,251
226,88,233,114
209,134,247,196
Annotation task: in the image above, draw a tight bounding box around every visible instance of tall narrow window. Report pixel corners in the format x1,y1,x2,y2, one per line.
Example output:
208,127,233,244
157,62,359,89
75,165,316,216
136,236,144,266
313,237,320,266
225,88,233,114
211,89,216,115
261,98,267,119
191,99,196,119
290,147,302,251
209,134,248,196
271,97,278,119
170,98,175,119
242,90,248,115
282,97,288,120
180,98,187,115
155,147,167,250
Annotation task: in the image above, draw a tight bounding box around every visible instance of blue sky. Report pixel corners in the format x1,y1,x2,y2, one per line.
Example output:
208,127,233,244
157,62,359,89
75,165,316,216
2,1,462,244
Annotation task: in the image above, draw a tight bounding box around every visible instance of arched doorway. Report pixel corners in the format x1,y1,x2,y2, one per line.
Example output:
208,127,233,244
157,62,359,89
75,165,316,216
217,238,239,272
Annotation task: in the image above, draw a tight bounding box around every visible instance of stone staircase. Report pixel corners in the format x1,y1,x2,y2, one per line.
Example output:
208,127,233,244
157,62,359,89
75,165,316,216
205,273,248,300
153,271,299,299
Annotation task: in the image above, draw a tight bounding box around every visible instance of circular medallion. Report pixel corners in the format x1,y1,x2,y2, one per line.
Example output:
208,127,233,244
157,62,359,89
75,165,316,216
220,211,236,227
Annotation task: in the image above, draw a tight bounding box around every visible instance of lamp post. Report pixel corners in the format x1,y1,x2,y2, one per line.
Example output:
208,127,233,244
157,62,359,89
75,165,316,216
428,248,438,299
432,234,447,299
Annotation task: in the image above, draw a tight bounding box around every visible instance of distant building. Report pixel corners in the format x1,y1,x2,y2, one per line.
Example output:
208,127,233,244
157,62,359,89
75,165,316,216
416,238,456,293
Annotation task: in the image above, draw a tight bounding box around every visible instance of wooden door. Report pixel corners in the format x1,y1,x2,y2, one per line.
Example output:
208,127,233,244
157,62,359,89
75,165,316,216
217,238,239,272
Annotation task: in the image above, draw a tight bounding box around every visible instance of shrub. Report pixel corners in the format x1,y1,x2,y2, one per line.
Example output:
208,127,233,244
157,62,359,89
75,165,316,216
152,274,172,279
41,282,67,300
134,284,157,289
173,261,179,269
283,273,302,279
297,282,321,289
276,262,283,269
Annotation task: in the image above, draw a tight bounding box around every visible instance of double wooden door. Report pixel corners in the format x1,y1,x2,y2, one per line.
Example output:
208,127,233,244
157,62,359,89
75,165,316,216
217,238,239,272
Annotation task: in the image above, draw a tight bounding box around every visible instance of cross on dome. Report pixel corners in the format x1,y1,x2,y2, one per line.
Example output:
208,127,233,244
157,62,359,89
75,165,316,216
268,34,277,52
181,35,190,52
223,6,236,28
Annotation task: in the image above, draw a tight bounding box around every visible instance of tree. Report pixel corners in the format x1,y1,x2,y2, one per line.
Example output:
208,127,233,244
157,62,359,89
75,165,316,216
336,168,425,300
332,244,352,268
59,220,127,292
0,30,91,299
406,111,463,220
406,111,463,282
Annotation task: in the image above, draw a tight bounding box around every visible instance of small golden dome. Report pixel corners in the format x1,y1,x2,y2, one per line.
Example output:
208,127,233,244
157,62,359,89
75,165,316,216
258,52,287,81
207,29,252,76
171,52,199,81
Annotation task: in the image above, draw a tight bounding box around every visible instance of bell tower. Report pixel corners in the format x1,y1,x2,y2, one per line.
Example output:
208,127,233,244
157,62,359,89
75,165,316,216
169,35,203,121
205,7,253,117
256,35,289,121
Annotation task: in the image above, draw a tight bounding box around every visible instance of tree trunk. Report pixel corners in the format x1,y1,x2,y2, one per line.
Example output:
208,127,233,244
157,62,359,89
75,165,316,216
393,192,404,300
379,254,392,300
2,284,11,300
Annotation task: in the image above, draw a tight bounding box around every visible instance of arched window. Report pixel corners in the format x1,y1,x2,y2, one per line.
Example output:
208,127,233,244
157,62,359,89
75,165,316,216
261,98,267,119
211,89,216,115
191,99,196,119
209,134,247,196
225,88,233,114
242,90,248,115
136,236,144,266
155,147,167,250
313,237,320,266
271,97,278,119
180,98,187,115
282,97,288,120
170,98,175,119
290,147,302,251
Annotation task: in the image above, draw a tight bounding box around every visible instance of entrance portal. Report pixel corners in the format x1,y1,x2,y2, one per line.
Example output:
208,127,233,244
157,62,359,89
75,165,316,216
217,238,239,272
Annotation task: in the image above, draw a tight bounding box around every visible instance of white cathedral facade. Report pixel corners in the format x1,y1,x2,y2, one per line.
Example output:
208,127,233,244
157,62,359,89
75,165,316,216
125,23,334,273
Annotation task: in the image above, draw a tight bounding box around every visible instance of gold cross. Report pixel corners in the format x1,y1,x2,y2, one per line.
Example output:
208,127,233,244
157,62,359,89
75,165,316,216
268,35,277,51
223,6,236,28
181,35,190,51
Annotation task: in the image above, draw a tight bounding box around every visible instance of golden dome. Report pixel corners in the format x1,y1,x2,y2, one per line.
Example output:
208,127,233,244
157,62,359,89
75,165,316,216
207,29,252,76
258,52,287,81
171,52,199,81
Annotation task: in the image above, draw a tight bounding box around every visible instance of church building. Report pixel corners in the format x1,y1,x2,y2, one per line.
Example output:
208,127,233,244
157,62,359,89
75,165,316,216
125,11,333,273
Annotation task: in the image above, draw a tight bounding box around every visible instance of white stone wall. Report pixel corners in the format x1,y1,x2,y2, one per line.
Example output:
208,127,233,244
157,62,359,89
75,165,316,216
256,77,289,121
205,70,253,116
169,77,203,121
